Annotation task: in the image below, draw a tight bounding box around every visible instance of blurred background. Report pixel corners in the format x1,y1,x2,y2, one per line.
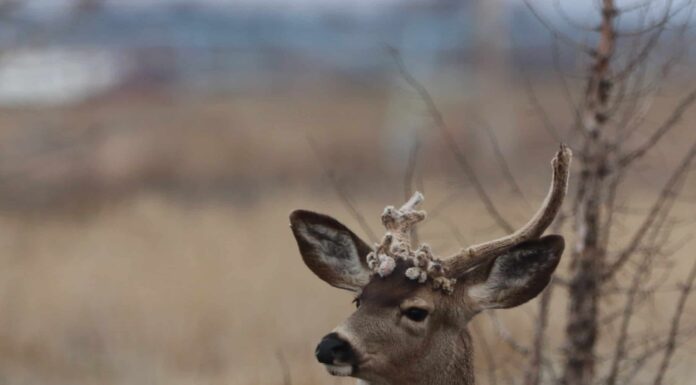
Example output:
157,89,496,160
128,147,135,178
0,1,693,384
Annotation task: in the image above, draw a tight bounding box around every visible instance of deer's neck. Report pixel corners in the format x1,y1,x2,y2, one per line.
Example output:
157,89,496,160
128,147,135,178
356,330,475,385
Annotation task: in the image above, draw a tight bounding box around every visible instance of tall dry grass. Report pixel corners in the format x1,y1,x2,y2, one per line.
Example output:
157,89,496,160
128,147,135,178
0,76,693,384
0,184,692,385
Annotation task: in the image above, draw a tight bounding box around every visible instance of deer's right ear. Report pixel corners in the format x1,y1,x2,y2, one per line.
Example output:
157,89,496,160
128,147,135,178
290,210,373,292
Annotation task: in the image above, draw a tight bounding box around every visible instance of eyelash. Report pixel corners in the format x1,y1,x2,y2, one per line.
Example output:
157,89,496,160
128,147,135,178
352,297,361,308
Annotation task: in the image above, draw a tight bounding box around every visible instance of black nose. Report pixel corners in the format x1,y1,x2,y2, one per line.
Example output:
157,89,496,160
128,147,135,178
315,332,355,365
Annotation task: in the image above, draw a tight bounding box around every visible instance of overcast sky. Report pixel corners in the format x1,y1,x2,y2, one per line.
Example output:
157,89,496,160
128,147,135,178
21,0,592,13
19,0,680,19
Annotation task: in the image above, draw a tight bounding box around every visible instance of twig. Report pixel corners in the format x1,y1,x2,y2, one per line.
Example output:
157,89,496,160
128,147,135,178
598,168,625,253
522,0,596,55
619,88,696,167
521,70,562,143
428,190,467,220
436,215,469,249
615,0,692,37
469,321,499,385
617,0,658,13
604,234,655,385
550,36,583,138
474,116,530,206
621,326,696,384
553,0,600,32
389,48,514,234
276,350,292,385
488,311,530,355
524,282,554,385
604,141,696,280
651,259,696,385
307,136,378,243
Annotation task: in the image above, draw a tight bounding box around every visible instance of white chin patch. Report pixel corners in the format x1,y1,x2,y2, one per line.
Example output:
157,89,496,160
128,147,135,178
325,364,353,377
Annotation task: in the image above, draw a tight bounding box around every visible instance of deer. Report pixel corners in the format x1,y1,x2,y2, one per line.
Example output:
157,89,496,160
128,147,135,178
289,146,571,385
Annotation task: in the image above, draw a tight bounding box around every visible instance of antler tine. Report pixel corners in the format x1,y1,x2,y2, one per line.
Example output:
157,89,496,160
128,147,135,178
445,145,572,277
367,192,428,278
381,191,426,246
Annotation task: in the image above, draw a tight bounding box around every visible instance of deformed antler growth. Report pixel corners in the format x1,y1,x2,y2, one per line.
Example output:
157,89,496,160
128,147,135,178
445,144,572,277
366,191,455,293
366,145,571,294
380,191,426,245
290,145,572,385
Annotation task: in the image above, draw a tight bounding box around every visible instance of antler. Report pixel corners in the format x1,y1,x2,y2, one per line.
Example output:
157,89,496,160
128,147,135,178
367,192,427,276
445,145,572,277
367,191,456,292
381,191,426,246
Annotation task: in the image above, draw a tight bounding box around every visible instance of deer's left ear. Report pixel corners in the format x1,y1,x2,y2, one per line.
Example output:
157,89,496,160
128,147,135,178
290,210,373,292
464,235,564,310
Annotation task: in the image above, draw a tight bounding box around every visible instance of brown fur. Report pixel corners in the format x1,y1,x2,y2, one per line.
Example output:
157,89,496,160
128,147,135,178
341,260,476,385
290,203,565,385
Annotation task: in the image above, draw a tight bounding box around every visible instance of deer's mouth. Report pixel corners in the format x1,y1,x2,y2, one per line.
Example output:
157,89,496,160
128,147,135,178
324,363,353,377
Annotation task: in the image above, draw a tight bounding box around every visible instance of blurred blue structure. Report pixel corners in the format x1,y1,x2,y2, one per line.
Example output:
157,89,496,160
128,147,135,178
0,0,561,104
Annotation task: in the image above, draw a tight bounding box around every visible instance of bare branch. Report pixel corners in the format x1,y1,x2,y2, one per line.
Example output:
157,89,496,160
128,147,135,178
523,0,596,55
621,326,696,384
606,6,648,116
617,0,659,14
469,321,499,385
436,215,469,249
619,89,696,167
524,282,554,385
488,311,531,356
550,37,584,138
651,259,696,385
521,71,563,143
428,190,467,220
605,233,656,385
615,0,693,37
474,117,530,206
553,0,600,32
276,350,292,385
604,141,696,279
307,136,378,243
612,37,652,139
612,20,662,83
599,168,626,253
389,48,514,234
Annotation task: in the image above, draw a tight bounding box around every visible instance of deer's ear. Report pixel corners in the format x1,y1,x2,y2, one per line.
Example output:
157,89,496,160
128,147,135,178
290,210,373,292
464,235,564,311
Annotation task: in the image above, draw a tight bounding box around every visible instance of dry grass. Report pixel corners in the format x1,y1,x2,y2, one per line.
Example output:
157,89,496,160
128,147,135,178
0,184,692,385
0,78,693,384
0,190,387,385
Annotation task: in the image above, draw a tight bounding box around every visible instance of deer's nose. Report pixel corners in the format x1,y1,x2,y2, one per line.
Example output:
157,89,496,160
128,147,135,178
315,332,355,365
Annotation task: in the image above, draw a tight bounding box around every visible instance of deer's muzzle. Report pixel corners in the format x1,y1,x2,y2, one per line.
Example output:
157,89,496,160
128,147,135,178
315,332,356,366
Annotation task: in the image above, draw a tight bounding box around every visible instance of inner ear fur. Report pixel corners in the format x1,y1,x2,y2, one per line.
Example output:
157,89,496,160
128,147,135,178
462,235,564,310
290,210,373,291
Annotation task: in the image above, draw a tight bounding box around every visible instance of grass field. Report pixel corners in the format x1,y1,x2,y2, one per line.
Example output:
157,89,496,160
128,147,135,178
0,82,693,384
0,185,692,385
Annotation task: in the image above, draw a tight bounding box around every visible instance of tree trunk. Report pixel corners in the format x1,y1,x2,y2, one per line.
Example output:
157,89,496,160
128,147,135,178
562,138,606,385
561,2,616,385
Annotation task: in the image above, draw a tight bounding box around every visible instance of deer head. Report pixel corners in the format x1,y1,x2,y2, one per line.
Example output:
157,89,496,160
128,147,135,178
290,146,571,385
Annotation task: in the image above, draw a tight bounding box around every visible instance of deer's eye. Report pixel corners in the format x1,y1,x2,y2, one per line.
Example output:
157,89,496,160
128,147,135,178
403,307,428,322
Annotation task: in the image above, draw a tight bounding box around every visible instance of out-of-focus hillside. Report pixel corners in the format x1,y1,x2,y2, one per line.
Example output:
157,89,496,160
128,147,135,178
0,78,692,212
